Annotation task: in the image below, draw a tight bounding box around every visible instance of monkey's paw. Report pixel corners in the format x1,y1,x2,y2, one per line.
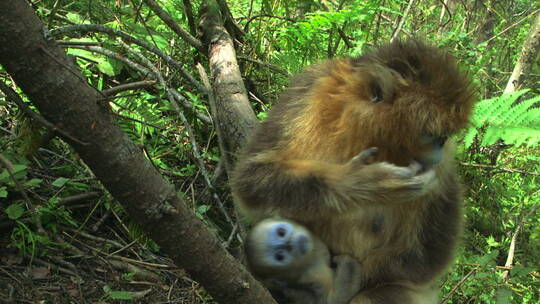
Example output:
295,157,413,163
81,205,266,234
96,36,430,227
347,148,438,201
332,255,363,302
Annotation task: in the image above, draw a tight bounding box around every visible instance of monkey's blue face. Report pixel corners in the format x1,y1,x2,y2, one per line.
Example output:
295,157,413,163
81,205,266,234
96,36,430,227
256,220,313,267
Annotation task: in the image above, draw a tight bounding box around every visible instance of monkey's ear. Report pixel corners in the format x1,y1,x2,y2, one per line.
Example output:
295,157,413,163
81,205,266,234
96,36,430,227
370,81,384,103
367,67,395,104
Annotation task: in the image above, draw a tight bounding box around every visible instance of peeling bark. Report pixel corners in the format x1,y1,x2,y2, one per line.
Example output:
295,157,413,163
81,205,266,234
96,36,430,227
0,1,274,303
199,0,258,171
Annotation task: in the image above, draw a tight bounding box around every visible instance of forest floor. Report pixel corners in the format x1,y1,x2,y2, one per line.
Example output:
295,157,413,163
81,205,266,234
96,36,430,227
0,212,216,304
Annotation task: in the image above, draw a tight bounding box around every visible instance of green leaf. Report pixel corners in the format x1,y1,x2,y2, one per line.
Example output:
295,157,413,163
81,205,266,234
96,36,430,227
52,177,70,188
97,60,115,76
486,235,500,247
0,187,7,198
103,285,135,300
25,178,42,187
496,287,512,304
65,12,84,24
109,291,134,300
11,165,27,174
5,203,25,220
197,205,210,215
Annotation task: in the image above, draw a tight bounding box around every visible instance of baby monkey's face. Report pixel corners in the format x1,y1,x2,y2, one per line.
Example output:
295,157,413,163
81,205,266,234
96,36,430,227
245,219,329,280
258,220,312,266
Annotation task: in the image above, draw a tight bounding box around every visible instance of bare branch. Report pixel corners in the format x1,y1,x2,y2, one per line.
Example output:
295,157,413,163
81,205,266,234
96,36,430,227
390,0,415,42
51,24,206,92
141,0,206,54
237,56,289,75
102,80,157,96
502,203,540,280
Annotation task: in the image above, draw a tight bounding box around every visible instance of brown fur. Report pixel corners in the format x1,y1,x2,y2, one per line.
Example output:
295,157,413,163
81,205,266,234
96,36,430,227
232,40,476,303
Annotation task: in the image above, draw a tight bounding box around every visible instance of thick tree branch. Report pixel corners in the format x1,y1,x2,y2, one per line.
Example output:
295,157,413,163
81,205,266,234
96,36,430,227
503,12,540,93
199,0,258,172
0,2,273,303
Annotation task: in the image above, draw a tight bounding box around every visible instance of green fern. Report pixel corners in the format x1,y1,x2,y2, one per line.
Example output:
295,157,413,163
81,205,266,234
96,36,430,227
463,89,540,148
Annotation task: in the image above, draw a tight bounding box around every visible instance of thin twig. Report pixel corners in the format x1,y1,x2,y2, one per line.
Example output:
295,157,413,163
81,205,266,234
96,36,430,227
55,40,100,46
237,56,289,75
65,44,210,123
502,203,540,280
460,162,540,176
120,39,235,228
482,8,540,45
441,267,478,304
65,45,154,77
57,192,102,206
102,80,157,96
390,0,415,42
242,14,295,32
50,24,205,92
111,112,165,130
141,0,205,54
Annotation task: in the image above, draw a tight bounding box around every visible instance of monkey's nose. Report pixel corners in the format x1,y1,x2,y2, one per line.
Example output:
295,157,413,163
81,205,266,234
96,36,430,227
434,136,447,147
296,235,310,254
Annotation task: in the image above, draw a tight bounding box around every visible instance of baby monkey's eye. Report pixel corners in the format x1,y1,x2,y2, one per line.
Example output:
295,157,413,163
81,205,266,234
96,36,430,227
370,82,384,103
275,251,286,261
276,227,287,237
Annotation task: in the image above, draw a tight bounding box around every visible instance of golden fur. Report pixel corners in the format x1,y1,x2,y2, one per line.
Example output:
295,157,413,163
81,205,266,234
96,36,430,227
232,40,476,304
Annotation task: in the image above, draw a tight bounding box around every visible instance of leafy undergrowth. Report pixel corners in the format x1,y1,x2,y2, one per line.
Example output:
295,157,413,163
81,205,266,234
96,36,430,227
0,122,220,303
0,201,216,304
0,234,214,303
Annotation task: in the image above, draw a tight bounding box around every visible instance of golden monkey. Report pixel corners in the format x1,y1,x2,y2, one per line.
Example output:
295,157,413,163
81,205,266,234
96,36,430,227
245,218,362,304
232,40,476,304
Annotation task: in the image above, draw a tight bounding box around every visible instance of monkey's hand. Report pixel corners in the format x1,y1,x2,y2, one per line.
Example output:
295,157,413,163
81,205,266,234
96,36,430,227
343,147,437,203
329,255,363,304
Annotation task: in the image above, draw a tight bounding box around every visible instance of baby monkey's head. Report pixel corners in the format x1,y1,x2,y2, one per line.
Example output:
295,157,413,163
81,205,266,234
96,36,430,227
245,218,330,282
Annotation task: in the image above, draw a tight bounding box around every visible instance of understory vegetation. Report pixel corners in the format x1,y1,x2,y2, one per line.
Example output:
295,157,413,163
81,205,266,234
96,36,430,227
1,0,538,303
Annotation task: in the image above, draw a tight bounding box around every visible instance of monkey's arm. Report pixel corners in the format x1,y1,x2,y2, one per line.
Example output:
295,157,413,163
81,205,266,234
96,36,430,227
232,148,436,216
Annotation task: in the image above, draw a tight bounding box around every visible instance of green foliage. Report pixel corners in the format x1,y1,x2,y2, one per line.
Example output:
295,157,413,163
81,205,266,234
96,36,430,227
2,0,539,303
464,90,540,148
102,285,134,301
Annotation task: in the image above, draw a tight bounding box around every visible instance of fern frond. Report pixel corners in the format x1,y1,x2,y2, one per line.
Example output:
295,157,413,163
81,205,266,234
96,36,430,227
463,89,540,148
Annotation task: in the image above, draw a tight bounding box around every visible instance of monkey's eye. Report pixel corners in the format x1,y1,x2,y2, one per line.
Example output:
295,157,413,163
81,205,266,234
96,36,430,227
276,227,287,237
370,82,383,103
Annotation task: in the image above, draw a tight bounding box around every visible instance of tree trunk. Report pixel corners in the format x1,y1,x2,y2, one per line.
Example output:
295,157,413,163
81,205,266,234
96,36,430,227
199,0,258,171
503,12,540,93
0,1,274,304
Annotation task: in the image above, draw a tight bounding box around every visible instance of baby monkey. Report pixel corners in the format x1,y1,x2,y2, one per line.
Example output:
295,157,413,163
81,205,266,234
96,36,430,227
245,218,362,304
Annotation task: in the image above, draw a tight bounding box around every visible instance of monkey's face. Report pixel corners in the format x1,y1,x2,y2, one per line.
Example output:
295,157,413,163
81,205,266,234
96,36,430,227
245,219,327,280
290,40,476,168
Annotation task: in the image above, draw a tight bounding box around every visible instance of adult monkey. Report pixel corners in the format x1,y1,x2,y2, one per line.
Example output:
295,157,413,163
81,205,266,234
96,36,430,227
231,40,475,303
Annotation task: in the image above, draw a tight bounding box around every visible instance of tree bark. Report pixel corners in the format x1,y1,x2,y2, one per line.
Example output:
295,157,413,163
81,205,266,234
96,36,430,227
0,1,274,304
199,0,258,171
503,12,540,93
